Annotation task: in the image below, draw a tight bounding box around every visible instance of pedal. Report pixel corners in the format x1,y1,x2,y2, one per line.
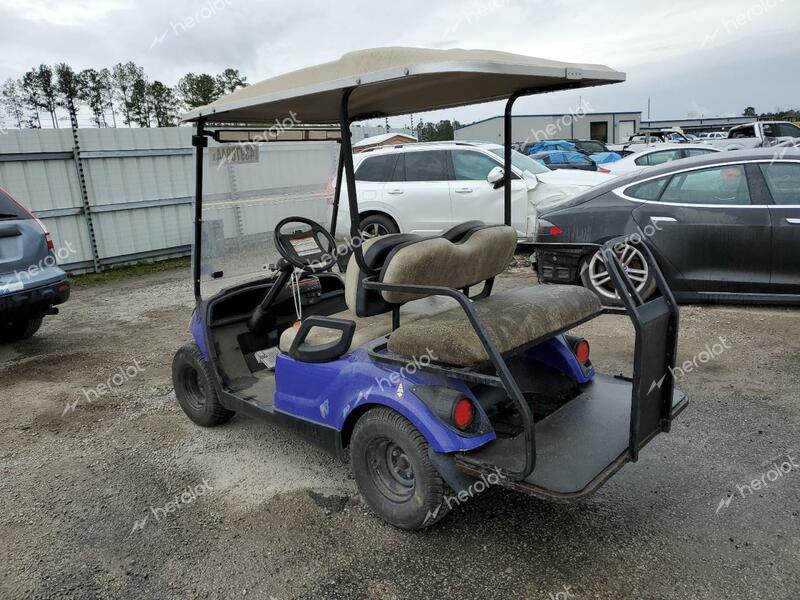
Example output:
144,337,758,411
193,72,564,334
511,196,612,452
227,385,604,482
254,347,279,371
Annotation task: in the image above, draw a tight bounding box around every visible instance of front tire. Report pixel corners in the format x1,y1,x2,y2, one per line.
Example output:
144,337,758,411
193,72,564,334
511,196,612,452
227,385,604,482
580,244,657,306
350,408,449,530
172,343,234,427
0,317,43,342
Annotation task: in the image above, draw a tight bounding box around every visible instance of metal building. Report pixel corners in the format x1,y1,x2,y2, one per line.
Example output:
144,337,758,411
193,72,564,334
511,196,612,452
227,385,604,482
454,111,642,145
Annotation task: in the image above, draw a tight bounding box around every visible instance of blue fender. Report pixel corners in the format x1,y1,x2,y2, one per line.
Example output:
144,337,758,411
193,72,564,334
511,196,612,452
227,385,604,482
274,347,495,453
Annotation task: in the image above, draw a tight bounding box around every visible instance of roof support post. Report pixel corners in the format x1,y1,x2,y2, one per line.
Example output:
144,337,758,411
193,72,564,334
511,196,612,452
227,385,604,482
339,87,374,274
192,119,208,302
329,143,344,239
503,91,526,227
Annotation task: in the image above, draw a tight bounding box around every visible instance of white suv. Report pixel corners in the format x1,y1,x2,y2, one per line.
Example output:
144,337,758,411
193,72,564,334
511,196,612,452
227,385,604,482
335,141,612,241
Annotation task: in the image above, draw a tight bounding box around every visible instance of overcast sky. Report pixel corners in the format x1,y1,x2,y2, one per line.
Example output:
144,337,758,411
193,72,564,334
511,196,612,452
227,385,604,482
0,0,797,127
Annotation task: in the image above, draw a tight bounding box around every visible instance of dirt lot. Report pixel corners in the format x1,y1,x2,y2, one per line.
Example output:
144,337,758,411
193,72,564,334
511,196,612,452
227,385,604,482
1,265,798,600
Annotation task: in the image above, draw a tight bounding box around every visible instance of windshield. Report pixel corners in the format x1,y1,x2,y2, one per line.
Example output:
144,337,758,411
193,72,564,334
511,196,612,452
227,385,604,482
199,139,338,297
488,148,550,175
770,122,800,138
576,140,605,153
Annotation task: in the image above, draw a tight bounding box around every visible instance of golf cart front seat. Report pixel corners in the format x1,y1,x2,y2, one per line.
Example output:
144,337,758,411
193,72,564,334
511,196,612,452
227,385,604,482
280,223,601,365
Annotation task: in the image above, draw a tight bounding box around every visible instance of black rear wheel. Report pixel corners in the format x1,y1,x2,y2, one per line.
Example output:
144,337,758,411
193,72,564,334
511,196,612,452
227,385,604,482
0,317,43,343
350,408,449,530
172,343,234,427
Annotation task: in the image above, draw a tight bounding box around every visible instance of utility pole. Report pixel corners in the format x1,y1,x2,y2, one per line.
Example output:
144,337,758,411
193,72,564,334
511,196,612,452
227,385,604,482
647,97,651,121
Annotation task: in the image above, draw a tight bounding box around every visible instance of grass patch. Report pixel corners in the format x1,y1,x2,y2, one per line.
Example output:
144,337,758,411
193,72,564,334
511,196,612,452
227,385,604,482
71,257,190,288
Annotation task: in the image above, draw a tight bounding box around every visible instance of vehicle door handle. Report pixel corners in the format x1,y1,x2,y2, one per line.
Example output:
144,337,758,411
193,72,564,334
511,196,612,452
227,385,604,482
650,216,677,223
786,218,800,224
454,188,474,194
386,189,404,195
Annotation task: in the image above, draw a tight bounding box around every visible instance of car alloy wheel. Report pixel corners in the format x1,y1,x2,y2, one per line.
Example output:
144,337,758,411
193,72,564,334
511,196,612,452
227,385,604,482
361,223,390,239
587,244,650,301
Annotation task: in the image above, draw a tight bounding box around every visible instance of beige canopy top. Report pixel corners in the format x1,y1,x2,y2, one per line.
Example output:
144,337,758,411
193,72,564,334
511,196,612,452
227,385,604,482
183,47,625,125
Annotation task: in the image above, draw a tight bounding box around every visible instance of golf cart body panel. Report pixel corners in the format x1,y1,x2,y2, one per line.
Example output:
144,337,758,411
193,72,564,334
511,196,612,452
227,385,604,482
273,347,496,453
173,46,686,528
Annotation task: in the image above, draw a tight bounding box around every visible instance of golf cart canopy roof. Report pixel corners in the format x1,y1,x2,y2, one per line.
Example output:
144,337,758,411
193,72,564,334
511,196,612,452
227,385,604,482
183,47,625,125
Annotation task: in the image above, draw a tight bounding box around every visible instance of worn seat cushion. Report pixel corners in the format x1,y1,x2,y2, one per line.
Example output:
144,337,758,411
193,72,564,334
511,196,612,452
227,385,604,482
386,285,602,367
279,296,458,356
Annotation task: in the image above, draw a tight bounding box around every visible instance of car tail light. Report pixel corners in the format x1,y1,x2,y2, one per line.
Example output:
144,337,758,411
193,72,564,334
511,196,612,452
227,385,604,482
45,233,55,250
57,282,70,293
598,167,611,174
453,398,475,430
573,339,591,365
536,219,563,236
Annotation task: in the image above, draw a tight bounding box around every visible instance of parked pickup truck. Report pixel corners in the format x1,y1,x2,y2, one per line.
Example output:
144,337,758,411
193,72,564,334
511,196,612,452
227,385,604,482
705,121,800,151
607,129,691,155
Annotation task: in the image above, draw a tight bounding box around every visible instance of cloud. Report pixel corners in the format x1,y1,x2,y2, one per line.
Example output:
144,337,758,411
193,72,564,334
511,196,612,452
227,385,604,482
0,0,797,125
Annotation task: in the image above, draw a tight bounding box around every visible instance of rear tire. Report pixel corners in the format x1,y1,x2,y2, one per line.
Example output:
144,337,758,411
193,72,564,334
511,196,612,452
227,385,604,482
580,245,657,306
359,214,399,239
350,407,449,530
0,317,43,342
172,343,234,427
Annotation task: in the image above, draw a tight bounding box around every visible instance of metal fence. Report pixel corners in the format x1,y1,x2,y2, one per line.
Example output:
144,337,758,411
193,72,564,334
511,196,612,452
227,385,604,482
0,126,339,274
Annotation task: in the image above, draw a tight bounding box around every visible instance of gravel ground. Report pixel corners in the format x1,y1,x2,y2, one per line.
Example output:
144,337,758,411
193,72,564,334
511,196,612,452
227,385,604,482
1,265,798,600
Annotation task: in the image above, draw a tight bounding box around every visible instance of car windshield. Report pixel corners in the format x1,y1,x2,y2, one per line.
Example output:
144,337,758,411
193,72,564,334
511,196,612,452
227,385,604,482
770,122,800,138
576,141,605,153
488,148,550,175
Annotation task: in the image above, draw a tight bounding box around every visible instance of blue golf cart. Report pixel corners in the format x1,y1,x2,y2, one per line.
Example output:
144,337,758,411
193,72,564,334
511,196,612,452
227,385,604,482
173,47,687,529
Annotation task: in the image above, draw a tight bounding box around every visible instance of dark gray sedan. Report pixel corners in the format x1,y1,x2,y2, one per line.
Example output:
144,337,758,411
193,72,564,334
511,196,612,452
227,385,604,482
533,149,800,305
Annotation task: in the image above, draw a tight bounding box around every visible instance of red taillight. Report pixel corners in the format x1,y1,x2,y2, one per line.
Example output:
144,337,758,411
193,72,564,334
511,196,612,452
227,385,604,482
453,398,475,431
574,340,591,365
57,282,70,293
537,219,563,237
598,167,611,174
45,233,55,250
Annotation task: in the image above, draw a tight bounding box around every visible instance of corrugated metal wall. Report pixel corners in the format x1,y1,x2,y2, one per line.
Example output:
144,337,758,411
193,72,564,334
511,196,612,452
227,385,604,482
0,127,338,273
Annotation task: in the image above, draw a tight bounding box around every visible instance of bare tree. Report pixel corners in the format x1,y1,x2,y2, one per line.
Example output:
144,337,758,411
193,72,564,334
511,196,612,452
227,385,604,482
0,79,24,128
99,68,117,127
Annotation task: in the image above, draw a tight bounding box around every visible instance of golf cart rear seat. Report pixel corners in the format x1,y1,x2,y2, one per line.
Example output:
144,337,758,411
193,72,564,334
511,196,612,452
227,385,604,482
280,223,601,364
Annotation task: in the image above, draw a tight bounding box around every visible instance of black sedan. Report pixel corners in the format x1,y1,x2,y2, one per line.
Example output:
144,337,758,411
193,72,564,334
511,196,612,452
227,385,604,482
533,149,800,305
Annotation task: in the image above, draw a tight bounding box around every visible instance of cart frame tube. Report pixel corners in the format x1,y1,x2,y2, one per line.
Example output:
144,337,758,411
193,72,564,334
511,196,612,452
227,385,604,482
339,87,375,274
192,119,208,302
329,143,345,239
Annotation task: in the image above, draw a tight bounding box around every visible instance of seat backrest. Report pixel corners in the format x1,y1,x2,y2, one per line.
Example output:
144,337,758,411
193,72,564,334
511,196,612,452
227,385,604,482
345,233,420,317
344,222,516,316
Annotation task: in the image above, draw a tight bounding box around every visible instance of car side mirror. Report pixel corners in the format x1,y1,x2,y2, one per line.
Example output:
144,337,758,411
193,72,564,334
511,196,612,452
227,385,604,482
487,166,505,188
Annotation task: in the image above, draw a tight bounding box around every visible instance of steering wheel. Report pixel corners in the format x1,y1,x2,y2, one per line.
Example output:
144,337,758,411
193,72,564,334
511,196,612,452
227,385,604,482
274,217,338,273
